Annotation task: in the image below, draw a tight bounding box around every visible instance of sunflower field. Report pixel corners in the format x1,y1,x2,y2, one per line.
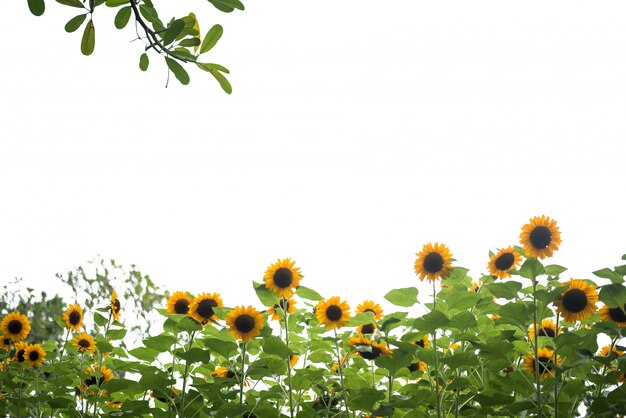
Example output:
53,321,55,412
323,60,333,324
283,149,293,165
1,216,625,417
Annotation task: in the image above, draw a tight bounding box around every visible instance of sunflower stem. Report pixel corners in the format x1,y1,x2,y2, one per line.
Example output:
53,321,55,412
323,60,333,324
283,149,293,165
333,328,352,418
284,301,294,418
432,280,442,418
554,313,560,418
180,330,196,417
371,361,376,389
240,342,247,405
531,277,542,418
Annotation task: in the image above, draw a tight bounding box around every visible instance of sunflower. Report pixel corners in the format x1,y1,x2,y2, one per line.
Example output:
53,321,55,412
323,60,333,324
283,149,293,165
151,387,180,403
414,242,453,282
349,335,391,360
415,335,430,349
519,216,562,259
166,291,193,315
264,258,302,298
24,344,46,368
83,365,114,392
268,298,296,321
188,293,223,325
0,337,11,351
315,297,351,329
289,354,299,368
14,341,29,363
598,344,624,357
489,314,501,321
211,366,236,378
524,347,561,379
1,312,31,341
62,304,84,331
111,290,122,321
407,360,427,375
470,281,481,292
105,401,123,409
553,279,598,323
71,332,97,355
487,247,522,279
356,301,384,320
599,304,626,327
226,306,264,342
358,322,377,335
528,319,560,340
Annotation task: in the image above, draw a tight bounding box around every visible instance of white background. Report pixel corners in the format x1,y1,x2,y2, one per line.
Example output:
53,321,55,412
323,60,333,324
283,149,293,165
0,0,625,310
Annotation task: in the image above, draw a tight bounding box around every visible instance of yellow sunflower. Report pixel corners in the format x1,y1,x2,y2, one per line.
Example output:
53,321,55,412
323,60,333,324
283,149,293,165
489,314,501,321
211,366,236,378
407,360,427,376
225,306,264,342
415,335,430,349
151,387,180,403
598,344,624,357
14,341,29,363
71,332,97,355
356,301,384,320
519,215,562,259
24,344,46,368
166,291,193,315
358,322,377,335
111,290,122,321
348,335,391,360
289,354,299,368
553,279,598,323
0,337,11,351
315,297,351,329
487,247,522,279
414,242,453,282
470,281,482,292
105,401,123,409
188,293,223,325
524,347,561,379
83,365,114,393
268,298,296,321
528,319,560,340
264,258,302,298
599,304,626,327
62,304,84,331
1,312,31,341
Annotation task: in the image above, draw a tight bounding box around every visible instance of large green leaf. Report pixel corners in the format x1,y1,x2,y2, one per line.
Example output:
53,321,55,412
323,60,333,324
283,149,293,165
262,336,291,358
165,57,190,85
105,0,128,6
295,285,322,301
196,63,232,93
80,19,95,56
413,310,449,333
28,0,46,16
114,6,131,29
163,19,185,45
599,284,626,308
518,258,544,280
64,14,86,33
384,287,418,307
253,281,277,306
487,281,522,300
56,0,83,7
199,24,223,54
207,0,245,13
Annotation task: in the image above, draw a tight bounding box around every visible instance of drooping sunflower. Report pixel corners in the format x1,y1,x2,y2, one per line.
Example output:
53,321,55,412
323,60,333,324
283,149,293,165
315,297,351,329
348,335,391,360
71,332,97,355
289,354,299,368
14,341,29,363
188,293,223,325
356,301,384,320
268,298,296,321
407,360,427,375
415,335,430,349
528,319,560,340
151,387,180,403
358,322,377,335
1,312,31,341
0,337,11,351
24,344,46,368
553,279,598,323
599,304,626,327
105,401,123,409
470,281,482,292
487,247,522,279
62,304,84,331
226,306,264,342
264,258,302,298
211,366,236,379
524,347,562,379
83,365,114,392
519,215,562,259
414,242,453,282
166,291,193,315
111,290,122,321
489,314,501,321
598,344,624,357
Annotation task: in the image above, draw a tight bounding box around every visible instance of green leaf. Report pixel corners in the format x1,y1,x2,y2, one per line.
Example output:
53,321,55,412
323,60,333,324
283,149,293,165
263,336,291,358
348,388,386,411
177,347,211,363
253,282,277,306
375,349,412,375
295,285,322,301
199,24,223,54
114,6,131,29
599,284,626,308
28,0,46,16
163,19,185,45
94,312,108,327
65,14,87,33
105,0,128,6
129,347,160,362
139,53,149,71
593,268,623,283
487,281,522,300
80,19,95,56
56,0,83,7
384,287,418,307
413,310,449,334
518,258,544,280
165,57,190,85
178,38,201,48
443,351,479,369
544,265,567,276
196,62,232,93
207,0,245,13
346,312,375,327
108,328,126,340
143,335,177,351
177,315,202,332
448,311,477,330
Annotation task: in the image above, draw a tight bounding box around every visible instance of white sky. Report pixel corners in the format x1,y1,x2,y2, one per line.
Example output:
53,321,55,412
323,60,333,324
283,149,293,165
1,1,625,311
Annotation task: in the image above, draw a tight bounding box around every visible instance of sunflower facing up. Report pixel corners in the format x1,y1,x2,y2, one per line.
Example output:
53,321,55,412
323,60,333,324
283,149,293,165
111,290,122,321
166,291,193,315
553,279,598,323
528,319,560,340
348,335,392,360
188,293,223,325
226,306,264,342
1,312,31,341
315,297,351,329
487,247,522,279
598,344,624,357
414,242,453,282
72,332,97,355
14,341,29,363
268,298,296,321
264,258,302,298
519,215,562,259
24,344,46,368
524,347,562,379
62,304,84,331
355,301,384,320
599,304,626,327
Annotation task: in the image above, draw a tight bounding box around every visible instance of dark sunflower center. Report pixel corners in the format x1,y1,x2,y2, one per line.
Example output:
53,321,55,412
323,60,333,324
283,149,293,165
416,339,426,348
273,268,293,288
530,226,552,249
608,305,626,322
279,298,290,310
196,299,218,319
16,349,25,362
85,376,105,387
423,252,444,273
408,362,421,372
112,299,121,314
2,338,9,345
28,350,40,361
360,346,381,360
360,323,375,334
495,252,515,271
561,289,588,313
226,370,236,378
7,319,23,335
234,314,255,333
69,310,82,325
538,327,556,338
325,305,343,321
535,357,553,374
78,339,91,348
174,299,190,315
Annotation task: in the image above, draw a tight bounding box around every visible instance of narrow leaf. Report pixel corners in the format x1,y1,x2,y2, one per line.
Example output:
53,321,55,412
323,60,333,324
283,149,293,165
80,19,95,56
56,0,83,7
65,14,87,33
165,57,190,85
199,24,223,55
163,19,185,46
114,6,131,29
